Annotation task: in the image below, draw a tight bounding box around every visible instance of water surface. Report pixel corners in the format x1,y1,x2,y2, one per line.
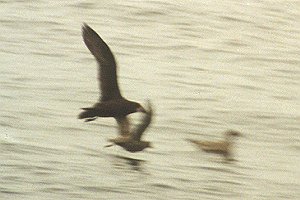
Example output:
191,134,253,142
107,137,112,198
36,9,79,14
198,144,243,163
1,0,299,199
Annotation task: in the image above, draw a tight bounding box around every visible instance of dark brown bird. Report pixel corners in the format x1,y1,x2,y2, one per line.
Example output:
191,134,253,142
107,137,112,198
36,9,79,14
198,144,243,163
105,100,153,153
78,23,146,125
187,130,241,160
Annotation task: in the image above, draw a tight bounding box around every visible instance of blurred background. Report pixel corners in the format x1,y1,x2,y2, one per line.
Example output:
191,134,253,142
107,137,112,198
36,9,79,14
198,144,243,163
1,0,299,199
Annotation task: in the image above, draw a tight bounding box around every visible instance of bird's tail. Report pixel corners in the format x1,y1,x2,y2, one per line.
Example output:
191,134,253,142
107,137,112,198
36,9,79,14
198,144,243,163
78,108,97,119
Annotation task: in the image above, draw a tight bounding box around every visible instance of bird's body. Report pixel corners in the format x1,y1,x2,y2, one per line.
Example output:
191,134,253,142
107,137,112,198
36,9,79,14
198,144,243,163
187,139,231,157
187,130,241,160
106,101,153,153
78,23,145,123
79,99,143,119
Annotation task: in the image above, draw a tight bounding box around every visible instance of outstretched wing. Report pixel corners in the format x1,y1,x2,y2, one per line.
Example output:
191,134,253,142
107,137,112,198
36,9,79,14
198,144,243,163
115,116,131,137
82,23,122,101
131,100,153,141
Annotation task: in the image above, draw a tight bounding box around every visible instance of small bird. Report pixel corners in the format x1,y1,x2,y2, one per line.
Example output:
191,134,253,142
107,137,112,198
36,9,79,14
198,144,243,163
78,23,146,128
187,130,241,160
105,100,153,153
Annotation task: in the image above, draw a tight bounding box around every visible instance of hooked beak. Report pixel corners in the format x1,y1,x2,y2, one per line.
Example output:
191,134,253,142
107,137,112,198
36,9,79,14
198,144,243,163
136,106,147,113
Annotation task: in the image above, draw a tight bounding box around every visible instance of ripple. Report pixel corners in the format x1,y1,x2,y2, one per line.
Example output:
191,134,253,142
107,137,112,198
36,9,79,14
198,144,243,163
80,186,126,194
68,2,96,9
41,187,67,193
0,189,25,195
150,183,178,190
1,142,63,156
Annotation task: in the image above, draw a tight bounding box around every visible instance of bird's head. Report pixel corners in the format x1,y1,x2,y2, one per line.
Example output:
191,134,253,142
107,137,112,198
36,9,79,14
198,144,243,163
135,103,147,113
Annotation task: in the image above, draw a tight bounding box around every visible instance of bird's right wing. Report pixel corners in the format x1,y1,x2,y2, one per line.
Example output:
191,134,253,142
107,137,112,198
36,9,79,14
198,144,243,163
131,100,153,141
115,116,131,137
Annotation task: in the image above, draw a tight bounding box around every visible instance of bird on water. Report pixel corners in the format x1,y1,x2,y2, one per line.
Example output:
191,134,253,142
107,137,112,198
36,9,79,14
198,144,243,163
78,23,146,128
186,130,242,160
105,100,153,153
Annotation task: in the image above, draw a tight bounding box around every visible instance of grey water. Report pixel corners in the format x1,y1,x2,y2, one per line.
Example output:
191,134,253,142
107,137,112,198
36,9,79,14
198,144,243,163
1,0,299,199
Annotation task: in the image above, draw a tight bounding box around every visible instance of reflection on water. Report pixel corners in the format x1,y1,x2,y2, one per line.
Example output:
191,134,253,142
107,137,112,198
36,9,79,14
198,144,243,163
110,155,147,172
1,0,300,199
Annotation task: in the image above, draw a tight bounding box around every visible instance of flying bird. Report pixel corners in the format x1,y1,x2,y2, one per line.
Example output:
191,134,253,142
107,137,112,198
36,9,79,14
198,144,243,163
187,130,242,160
105,100,153,153
78,23,146,128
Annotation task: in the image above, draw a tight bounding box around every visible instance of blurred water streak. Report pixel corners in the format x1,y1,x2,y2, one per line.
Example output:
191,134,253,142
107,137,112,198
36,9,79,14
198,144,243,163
1,0,299,199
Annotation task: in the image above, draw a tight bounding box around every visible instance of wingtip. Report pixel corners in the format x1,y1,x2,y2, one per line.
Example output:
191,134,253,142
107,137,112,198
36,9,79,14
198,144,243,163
82,22,88,28
145,99,152,106
82,23,95,35
144,99,153,114
82,23,89,33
